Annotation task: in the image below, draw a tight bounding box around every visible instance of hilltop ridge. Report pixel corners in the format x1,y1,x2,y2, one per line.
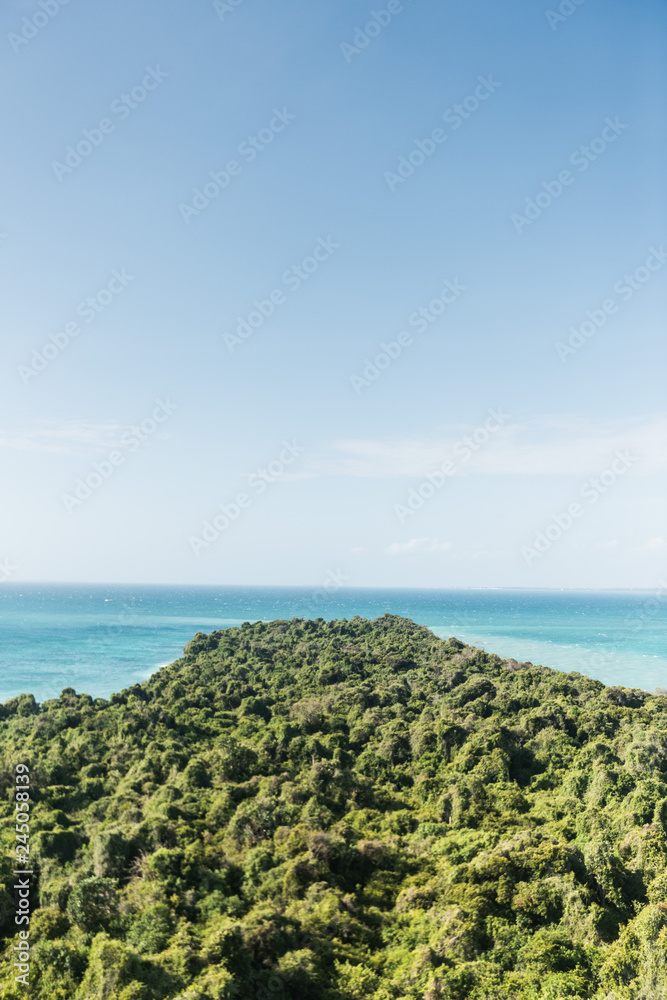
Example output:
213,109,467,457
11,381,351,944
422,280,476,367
1,614,666,999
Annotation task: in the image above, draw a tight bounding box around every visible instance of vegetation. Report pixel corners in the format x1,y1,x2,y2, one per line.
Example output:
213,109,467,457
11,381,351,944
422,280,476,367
1,614,667,999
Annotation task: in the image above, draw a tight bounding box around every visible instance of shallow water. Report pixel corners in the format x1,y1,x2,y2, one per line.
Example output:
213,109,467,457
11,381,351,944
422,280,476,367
0,584,665,702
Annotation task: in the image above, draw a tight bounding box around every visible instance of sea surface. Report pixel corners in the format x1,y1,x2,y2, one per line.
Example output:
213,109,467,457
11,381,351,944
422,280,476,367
0,584,665,703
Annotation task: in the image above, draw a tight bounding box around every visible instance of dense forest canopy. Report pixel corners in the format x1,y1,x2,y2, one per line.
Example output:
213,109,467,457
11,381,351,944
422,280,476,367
1,614,667,999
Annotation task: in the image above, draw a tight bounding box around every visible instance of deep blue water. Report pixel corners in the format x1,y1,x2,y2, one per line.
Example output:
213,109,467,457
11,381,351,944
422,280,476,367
0,584,665,703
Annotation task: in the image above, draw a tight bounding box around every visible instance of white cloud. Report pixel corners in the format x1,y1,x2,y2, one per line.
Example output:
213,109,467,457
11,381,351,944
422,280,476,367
385,538,452,556
645,537,665,550
0,417,174,456
0,420,124,455
303,414,667,480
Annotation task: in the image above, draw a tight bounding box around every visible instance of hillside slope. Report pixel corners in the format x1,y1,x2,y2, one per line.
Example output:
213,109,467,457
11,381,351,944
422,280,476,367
1,615,667,999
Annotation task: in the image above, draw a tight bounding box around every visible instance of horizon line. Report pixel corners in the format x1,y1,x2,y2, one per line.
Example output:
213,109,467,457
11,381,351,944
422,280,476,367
1,582,663,593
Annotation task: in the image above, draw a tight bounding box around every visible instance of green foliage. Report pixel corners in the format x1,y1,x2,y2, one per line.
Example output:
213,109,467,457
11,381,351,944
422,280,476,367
67,877,119,933
1,614,667,998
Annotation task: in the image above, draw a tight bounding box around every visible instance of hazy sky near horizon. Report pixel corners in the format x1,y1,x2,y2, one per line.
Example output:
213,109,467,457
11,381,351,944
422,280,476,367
1,0,666,589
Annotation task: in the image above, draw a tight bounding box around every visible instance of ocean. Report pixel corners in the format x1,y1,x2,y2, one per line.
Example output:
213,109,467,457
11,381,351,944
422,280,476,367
0,584,665,704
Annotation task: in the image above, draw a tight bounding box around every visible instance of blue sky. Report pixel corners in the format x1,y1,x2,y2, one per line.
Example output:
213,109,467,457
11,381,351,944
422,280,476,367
1,0,665,588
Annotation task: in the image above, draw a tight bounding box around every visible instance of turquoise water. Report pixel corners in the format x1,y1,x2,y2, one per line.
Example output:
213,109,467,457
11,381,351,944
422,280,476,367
0,585,665,703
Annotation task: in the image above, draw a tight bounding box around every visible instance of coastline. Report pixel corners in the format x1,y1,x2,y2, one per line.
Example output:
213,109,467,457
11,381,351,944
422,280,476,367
2,614,666,999
0,615,662,708
0,585,665,703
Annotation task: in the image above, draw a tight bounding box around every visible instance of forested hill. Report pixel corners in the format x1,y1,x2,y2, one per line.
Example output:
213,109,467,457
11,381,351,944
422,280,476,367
1,615,667,1000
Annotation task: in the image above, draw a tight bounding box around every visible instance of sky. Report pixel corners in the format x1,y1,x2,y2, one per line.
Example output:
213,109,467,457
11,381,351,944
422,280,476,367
1,0,666,589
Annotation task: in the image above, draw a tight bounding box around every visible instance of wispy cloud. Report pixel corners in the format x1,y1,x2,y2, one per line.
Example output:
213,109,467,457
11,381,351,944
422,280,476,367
385,538,452,556
0,418,176,456
302,414,667,480
0,420,125,455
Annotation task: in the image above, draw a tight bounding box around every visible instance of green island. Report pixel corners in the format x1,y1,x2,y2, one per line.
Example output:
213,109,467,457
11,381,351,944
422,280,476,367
1,614,667,999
